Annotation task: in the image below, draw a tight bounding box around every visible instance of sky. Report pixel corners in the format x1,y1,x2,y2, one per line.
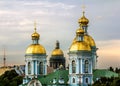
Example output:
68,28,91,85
0,0,120,69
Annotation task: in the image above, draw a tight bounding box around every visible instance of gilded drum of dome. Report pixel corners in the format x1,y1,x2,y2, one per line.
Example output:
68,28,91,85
52,49,63,56
26,44,46,54
70,42,91,51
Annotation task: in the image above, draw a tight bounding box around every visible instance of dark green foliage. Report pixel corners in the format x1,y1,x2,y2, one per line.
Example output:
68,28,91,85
115,67,120,73
109,67,114,72
108,67,120,73
93,77,120,86
0,69,23,86
9,81,17,86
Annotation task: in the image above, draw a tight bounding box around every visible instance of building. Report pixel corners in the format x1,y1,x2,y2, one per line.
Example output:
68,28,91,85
22,24,47,85
68,11,96,86
49,40,66,69
21,11,98,86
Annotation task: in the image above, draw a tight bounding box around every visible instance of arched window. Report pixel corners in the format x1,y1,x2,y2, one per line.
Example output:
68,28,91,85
28,62,31,74
39,62,43,74
86,78,89,84
72,60,76,73
85,60,89,73
73,78,75,83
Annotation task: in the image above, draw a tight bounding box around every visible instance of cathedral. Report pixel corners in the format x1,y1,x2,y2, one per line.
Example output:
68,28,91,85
50,40,66,69
21,11,98,86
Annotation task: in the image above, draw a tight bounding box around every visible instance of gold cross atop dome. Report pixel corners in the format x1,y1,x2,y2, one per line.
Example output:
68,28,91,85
34,21,37,32
78,5,89,26
31,21,40,40
82,4,85,12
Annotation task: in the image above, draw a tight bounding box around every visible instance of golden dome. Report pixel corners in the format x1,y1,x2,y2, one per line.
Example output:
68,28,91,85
32,31,40,40
76,27,84,36
52,49,63,56
51,41,64,56
84,35,96,47
72,35,96,47
70,41,91,51
31,22,40,40
78,11,89,26
72,37,77,44
26,44,46,54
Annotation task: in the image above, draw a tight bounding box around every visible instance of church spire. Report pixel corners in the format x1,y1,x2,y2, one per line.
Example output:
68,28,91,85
31,21,40,44
78,11,89,26
78,4,89,25
78,4,89,34
82,4,85,13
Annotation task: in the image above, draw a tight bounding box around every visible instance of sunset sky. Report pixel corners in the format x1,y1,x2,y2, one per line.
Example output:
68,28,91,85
0,0,120,69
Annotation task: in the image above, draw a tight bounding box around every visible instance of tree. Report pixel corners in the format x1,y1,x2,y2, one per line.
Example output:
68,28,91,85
93,77,120,86
115,67,119,73
9,81,17,86
0,69,23,86
109,67,114,72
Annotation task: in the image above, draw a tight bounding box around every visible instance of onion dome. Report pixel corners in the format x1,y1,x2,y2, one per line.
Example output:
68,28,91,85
51,41,63,56
69,41,91,51
72,35,96,47
25,22,46,54
72,27,95,47
72,26,84,44
78,11,89,26
26,44,46,54
76,27,84,36
31,27,40,40
70,26,91,52
31,31,40,40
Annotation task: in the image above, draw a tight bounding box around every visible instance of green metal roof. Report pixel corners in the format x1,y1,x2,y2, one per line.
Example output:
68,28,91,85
93,69,118,81
38,69,69,85
21,69,119,85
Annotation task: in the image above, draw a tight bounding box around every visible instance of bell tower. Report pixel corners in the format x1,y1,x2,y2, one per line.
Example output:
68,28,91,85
23,22,47,84
68,11,96,85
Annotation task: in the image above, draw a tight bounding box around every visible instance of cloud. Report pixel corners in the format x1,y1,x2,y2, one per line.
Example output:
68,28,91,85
0,10,18,15
24,1,75,10
95,16,104,21
19,19,33,26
